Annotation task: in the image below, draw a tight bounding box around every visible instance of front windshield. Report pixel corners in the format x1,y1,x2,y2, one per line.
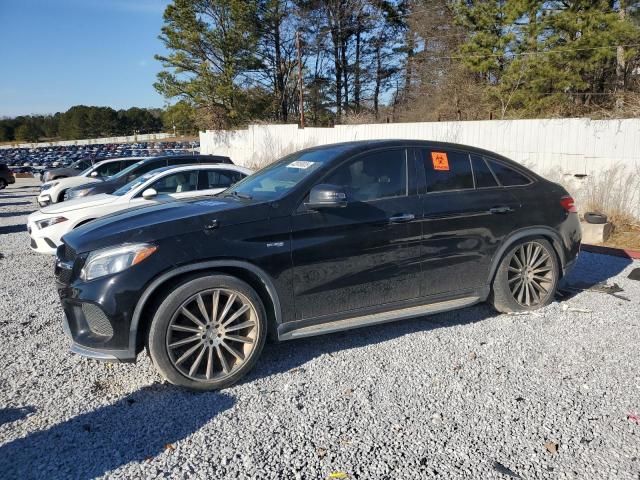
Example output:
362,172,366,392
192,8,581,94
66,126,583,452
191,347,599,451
225,147,347,201
112,171,156,196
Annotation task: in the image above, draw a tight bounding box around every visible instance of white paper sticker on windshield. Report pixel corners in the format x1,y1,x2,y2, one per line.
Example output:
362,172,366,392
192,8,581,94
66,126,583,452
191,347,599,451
287,160,315,169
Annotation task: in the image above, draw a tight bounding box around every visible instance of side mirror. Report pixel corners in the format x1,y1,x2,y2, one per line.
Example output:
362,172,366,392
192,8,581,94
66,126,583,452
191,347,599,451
142,188,157,200
90,171,98,177
305,184,347,209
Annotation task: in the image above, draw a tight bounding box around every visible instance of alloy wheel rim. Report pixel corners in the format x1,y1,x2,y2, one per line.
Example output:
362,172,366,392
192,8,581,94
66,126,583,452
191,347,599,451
166,288,259,382
507,242,554,307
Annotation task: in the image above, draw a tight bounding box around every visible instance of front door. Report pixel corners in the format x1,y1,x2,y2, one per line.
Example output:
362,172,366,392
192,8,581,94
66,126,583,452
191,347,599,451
290,147,422,320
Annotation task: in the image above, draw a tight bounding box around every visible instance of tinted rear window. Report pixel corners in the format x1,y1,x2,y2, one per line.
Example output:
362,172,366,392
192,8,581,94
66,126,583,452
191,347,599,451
486,159,531,186
423,150,473,192
471,155,498,188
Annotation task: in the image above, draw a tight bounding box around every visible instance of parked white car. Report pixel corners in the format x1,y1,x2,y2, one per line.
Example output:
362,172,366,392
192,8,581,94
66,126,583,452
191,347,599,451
37,157,144,207
28,164,252,255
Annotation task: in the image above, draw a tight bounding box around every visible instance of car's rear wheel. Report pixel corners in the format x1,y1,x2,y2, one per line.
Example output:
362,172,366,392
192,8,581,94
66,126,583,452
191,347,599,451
148,274,267,390
490,238,559,313
0,179,7,189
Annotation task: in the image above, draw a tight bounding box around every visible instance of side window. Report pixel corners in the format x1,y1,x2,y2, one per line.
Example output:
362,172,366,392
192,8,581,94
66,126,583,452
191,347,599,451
77,160,92,170
150,171,198,194
324,149,407,202
131,160,167,178
94,161,121,177
423,149,473,192
485,158,531,186
203,170,245,189
471,155,498,188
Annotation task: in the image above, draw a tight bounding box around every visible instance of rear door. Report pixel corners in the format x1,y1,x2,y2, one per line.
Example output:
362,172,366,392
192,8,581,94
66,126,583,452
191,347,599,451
290,147,422,320
416,148,521,296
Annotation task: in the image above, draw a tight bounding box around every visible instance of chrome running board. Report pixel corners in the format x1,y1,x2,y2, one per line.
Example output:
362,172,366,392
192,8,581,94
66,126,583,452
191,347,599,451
278,296,481,341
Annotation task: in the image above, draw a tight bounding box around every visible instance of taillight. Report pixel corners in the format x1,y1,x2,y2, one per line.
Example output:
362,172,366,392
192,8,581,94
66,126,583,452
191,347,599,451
560,195,577,213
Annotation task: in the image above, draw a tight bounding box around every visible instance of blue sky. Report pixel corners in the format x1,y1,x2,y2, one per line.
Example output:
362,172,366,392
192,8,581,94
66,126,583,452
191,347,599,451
0,0,171,117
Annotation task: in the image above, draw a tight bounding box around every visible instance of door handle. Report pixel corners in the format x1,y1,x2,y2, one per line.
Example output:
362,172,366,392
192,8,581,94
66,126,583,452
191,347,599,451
489,206,514,214
389,213,415,223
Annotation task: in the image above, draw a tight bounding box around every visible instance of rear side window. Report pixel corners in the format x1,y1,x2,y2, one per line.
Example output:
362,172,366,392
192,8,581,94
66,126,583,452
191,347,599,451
485,158,531,186
324,148,407,201
471,155,498,188
202,170,245,189
423,150,473,192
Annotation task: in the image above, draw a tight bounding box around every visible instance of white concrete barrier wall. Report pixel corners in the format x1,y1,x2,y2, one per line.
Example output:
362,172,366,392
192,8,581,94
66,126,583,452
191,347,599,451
200,118,640,176
0,132,176,149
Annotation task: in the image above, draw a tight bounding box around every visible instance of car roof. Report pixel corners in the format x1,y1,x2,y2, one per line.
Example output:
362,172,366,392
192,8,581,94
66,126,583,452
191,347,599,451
92,156,147,166
142,163,250,175
296,139,533,173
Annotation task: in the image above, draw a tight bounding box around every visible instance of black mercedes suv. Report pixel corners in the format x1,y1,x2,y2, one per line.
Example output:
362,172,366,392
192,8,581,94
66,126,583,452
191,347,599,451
55,140,581,390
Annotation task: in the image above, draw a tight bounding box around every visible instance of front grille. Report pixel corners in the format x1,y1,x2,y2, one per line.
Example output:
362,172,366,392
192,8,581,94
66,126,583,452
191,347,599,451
63,244,77,262
55,242,78,284
81,303,114,338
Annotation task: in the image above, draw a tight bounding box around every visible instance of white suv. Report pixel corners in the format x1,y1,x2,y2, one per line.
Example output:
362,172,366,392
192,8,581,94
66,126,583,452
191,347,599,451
28,164,252,254
37,157,144,207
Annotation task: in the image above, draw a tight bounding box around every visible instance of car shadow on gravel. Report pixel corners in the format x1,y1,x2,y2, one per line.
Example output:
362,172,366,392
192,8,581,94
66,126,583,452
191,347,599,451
0,385,235,480
0,201,31,208
0,210,36,218
252,302,501,384
250,252,632,383
0,224,27,235
557,251,633,301
0,406,36,426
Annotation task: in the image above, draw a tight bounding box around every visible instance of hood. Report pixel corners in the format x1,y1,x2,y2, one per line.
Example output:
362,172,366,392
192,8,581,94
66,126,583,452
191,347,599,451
62,196,274,253
69,177,120,196
42,193,116,214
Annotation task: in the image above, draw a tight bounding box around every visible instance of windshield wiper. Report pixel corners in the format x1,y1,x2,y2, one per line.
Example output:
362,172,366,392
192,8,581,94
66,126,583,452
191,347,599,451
223,190,252,200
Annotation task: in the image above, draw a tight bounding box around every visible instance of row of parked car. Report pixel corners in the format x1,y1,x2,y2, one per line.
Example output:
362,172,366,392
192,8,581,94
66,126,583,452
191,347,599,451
28,154,252,254
0,141,199,168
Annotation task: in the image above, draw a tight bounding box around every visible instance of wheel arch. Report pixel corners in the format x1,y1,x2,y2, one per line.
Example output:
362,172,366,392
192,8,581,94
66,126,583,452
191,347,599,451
130,260,282,354
487,227,566,284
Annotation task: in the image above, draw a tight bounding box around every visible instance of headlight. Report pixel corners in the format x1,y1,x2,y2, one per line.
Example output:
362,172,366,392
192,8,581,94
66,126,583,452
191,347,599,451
80,243,157,281
68,188,92,199
36,216,68,229
41,181,58,191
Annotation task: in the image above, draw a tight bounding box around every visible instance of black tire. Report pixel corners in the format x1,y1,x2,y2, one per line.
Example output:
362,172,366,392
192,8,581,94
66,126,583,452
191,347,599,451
148,274,267,391
584,212,607,224
56,189,68,203
489,238,560,313
0,179,7,190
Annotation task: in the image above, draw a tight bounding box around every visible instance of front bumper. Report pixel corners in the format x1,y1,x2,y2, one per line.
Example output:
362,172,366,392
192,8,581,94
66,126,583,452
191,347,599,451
27,221,61,255
54,245,158,363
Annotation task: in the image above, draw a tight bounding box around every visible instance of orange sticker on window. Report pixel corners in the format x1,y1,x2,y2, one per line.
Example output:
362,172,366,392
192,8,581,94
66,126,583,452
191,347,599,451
431,152,449,171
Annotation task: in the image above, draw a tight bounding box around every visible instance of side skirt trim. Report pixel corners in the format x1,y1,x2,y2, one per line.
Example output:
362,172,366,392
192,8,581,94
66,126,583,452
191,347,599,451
278,295,481,341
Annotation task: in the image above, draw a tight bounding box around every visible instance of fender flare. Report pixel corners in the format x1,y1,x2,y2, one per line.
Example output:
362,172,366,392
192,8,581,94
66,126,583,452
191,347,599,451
487,226,566,283
128,260,283,354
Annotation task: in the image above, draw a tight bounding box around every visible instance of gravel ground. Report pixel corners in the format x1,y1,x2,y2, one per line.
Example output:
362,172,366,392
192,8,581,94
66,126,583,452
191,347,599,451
1,177,639,480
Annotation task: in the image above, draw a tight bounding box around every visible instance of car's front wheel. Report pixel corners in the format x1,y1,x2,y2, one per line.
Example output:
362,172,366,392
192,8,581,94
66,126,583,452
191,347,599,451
148,274,267,390
0,179,7,189
489,238,560,313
